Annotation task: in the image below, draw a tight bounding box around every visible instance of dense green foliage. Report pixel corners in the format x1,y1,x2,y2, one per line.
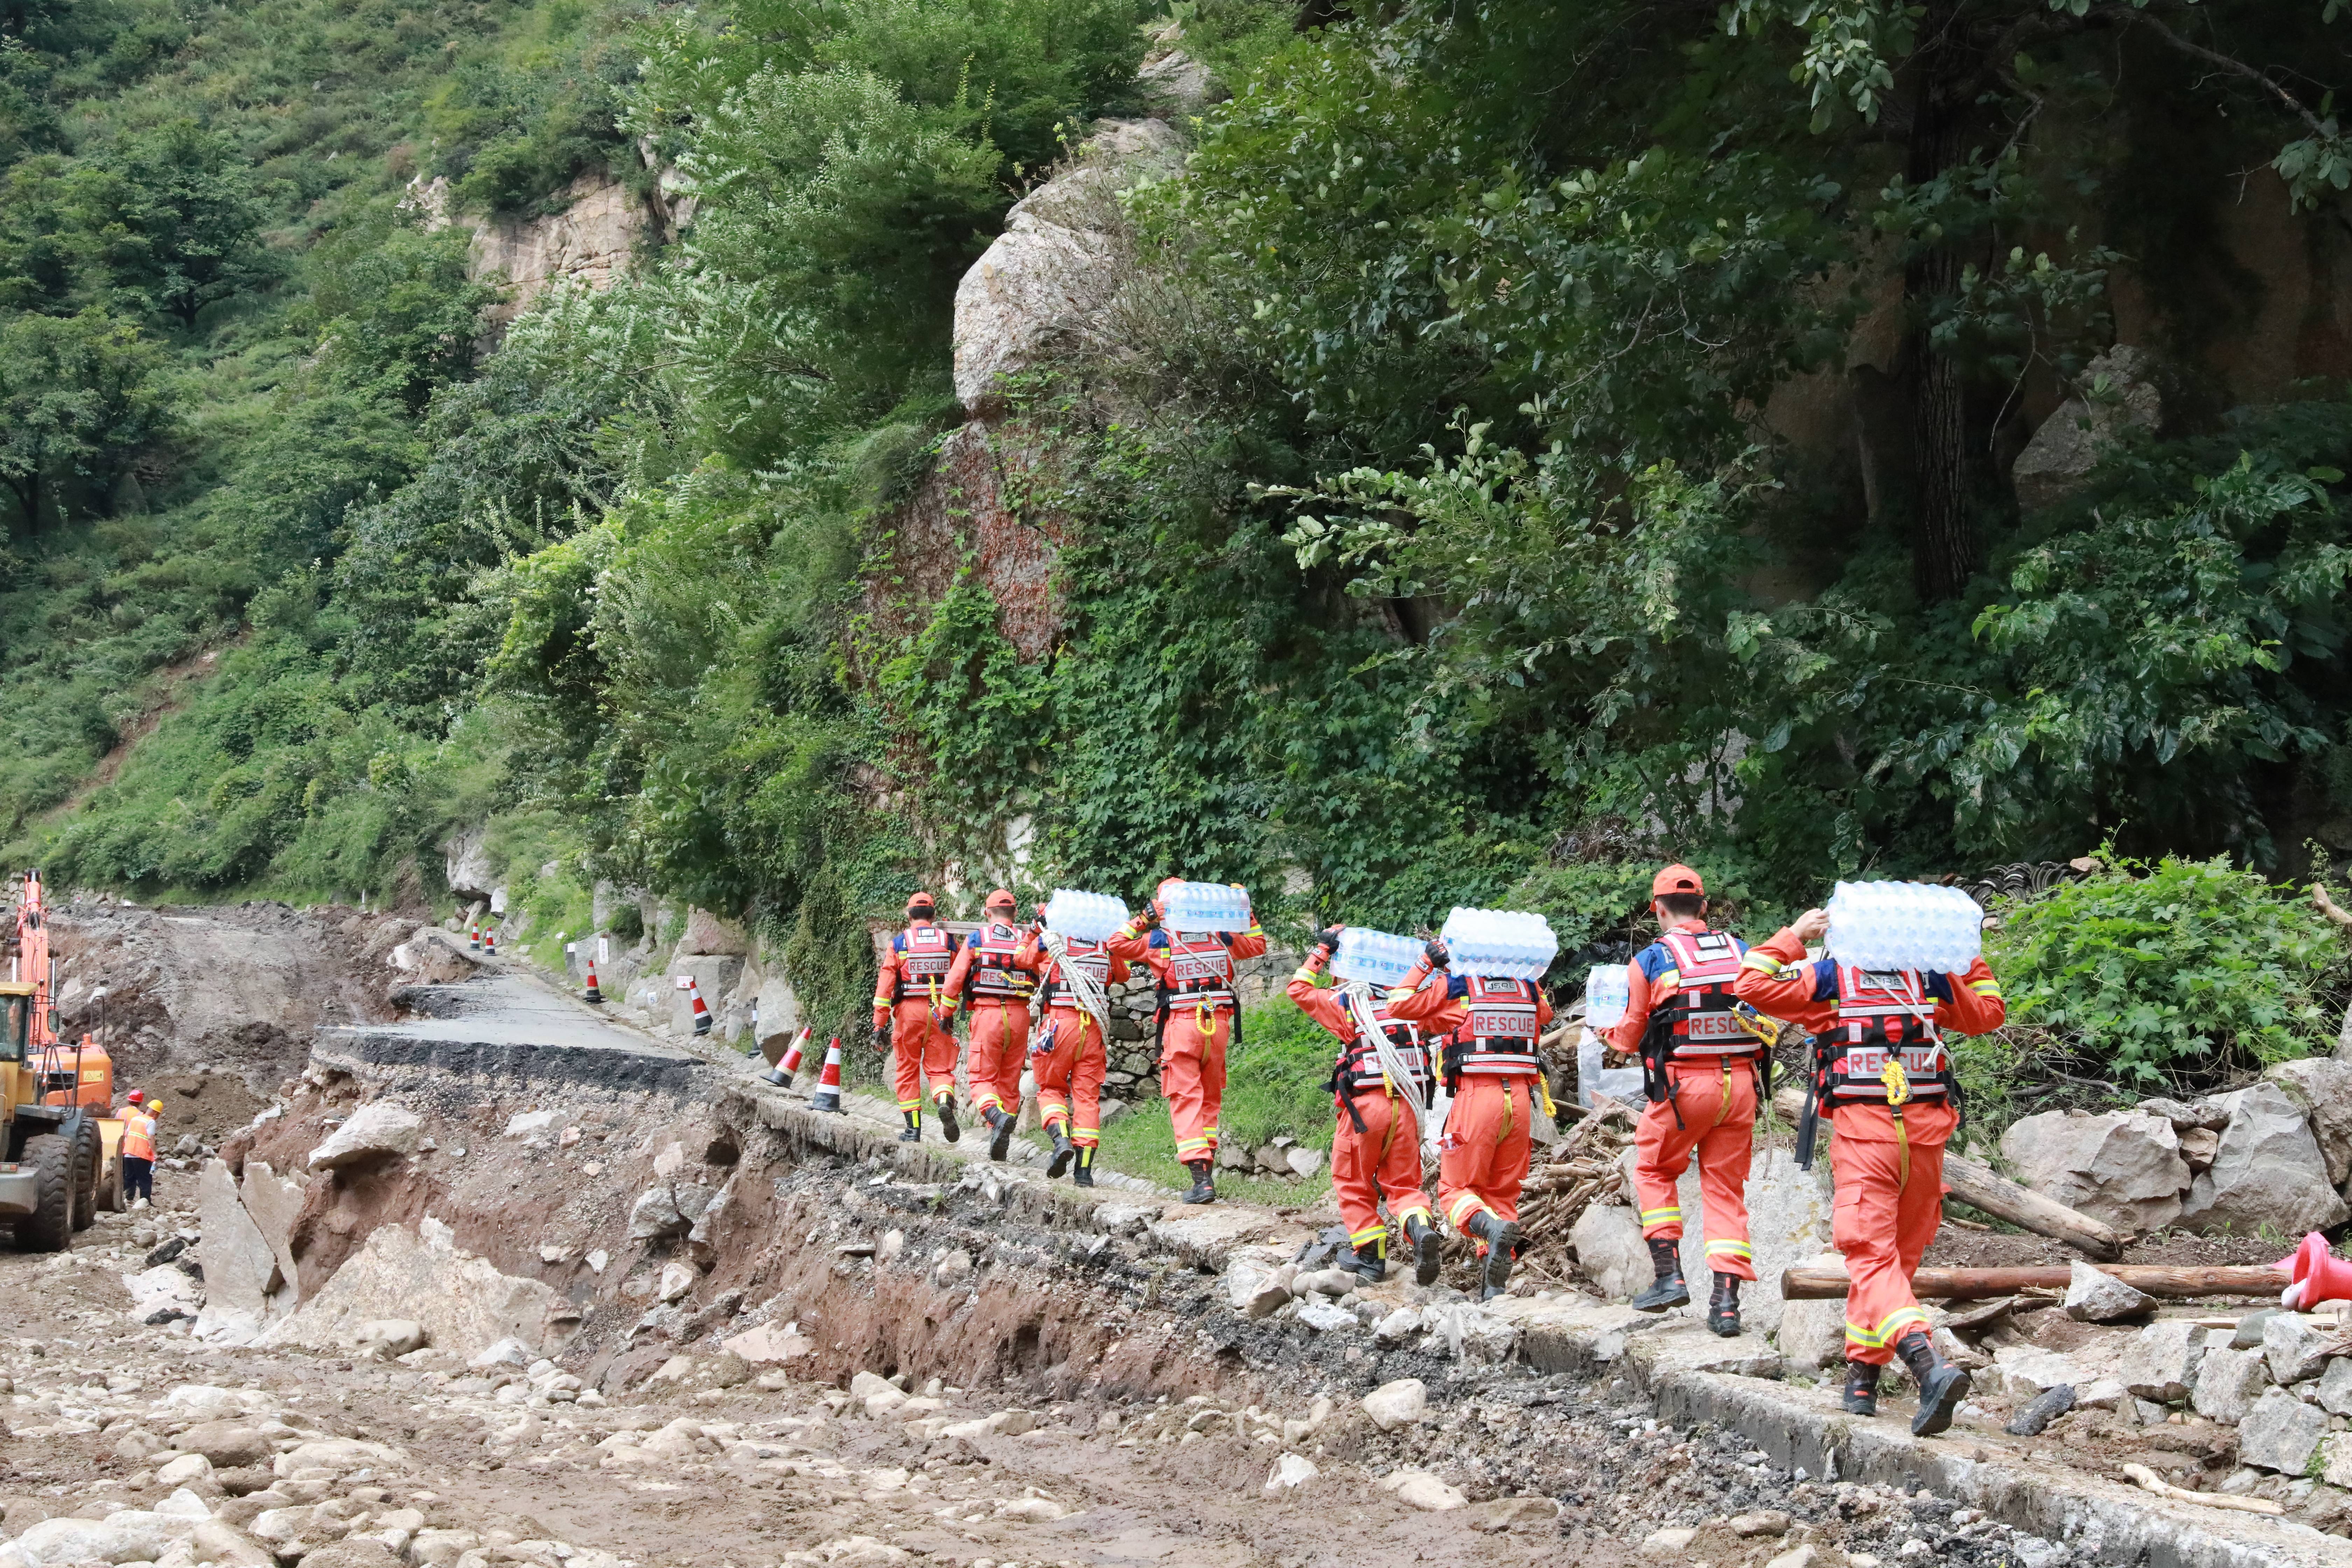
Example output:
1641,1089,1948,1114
1961,855,2352,1125
9,0,2352,1087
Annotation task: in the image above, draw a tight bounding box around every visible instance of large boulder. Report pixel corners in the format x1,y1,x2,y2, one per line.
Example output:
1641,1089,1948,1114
951,119,1184,415
1999,1109,2188,1234
238,1161,305,1314
441,827,495,904
678,907,749,957
2010,344,2165,513
2179,1083,2349,1236
2263,1057,2352,1187
192,1158,288,1344
307,1104,423,1172
2115,1319,2207,1402
2240,1387,2328,1474
258,1217,562,1362
665,955,744,1035
1568,1203,1650,1301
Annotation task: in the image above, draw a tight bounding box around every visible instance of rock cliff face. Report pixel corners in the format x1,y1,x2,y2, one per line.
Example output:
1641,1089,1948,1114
407,170,677,324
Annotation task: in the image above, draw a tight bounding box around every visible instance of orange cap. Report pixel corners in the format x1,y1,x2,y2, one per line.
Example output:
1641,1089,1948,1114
1651,863,1705,898
906,890,935,913
985,888,1016,911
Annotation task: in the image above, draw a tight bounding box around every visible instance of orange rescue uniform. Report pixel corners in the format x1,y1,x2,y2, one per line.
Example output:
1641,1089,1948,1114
1731,929,2004,1364
944,918,1042,1118
872,920,963,1120
1016,930,1130,1151
1108,919,1268,1165
1287,948,1434,1255
1608,919,1763,1281
1383,959,1554,1245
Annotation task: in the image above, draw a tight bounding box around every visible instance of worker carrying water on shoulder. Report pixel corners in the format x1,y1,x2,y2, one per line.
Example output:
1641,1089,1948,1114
1383,932,1554,1301
1109,880,1267,1205
1287,927,1441,1287
872,891,964,1144
1015,905,1129,1186
1731,894,2004,1436
945,889,1042,1161
1609,863,1763,1335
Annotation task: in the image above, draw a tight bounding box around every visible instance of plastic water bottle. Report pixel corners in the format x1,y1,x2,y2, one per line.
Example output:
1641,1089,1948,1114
1439,907,1559,980
1334,927,1420,987
1044,890,1127,944
1826,881,1982,973
1584,964,1630,1029
1162,880,1252,933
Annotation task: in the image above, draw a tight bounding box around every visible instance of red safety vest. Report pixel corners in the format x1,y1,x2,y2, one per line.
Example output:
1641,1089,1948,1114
1448,975,1542,1080
1826,965,1950,1103
1650,929,1760,1062
963,921,1034,1004
1335,999,1432,1096
891,924,956,1004
1160,931,1236,1010
1042,937,1112,1008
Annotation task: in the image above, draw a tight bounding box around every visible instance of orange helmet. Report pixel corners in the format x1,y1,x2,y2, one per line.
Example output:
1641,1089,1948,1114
985,888,1016,913
905,890,935,917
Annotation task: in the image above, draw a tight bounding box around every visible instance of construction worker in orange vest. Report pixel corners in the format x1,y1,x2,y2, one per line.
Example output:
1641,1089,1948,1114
121,1089,157,1208
1732,903,2004,1436
1109,880,1267,1205
1609,864,1763,1334
1384,939,1554,1300
945,889,1043,1162
1016,908,1130,1186
1288,928,1441,1286
872,891,963,1143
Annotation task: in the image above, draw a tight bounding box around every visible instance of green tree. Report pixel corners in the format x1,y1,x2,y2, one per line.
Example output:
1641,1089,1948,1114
100,119,277,327
0,307,171,528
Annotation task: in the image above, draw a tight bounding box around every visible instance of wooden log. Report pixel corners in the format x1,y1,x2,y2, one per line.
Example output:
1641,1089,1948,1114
1769,1086,2123,1261
1780,1263,2289,1301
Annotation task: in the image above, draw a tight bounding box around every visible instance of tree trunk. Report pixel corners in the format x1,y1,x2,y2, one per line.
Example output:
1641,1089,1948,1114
1780,1262,2290,1301
1904,3,1976,602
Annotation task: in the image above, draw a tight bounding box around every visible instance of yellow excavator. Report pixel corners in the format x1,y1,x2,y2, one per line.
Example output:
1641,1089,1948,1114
0,870,116,1249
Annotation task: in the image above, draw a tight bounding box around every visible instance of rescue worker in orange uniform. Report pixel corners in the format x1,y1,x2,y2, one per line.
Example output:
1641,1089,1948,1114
1608,864,1763,1335
872,892,963,1144
1384,939,1554,1299
1110,880,1267,1205
1732,904,2005,1436
1016,910,1130,1186
1288,928,1441,1286
944,889,1042,1162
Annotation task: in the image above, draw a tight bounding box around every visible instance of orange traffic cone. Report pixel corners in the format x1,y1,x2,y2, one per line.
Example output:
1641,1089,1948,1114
469,921,481,951
809,1038,845,1113
583,955,602,1004
484,926,497,957
688,977,713,1036
2285,1232,2352,1308
764,1027,809,1088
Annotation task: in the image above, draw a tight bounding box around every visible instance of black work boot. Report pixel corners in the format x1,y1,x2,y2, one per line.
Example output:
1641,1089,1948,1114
1707,1272,1743,1338
1182,1160,1216,1205
1072,1145,1096,1188
1896,1329,1971,1437
985,1106,1016,1162
898,1110,922,1143
1046,1128,1076,1179
1405,1213,1441,1287
1630,1237,1689,1312
934,1094,960,1144
1351,1240,1387,1287
1842,1359,1881,1416
1466,1212,1519,1300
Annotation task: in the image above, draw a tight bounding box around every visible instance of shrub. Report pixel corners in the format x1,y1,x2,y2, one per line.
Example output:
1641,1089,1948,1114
1971,854,2349,1120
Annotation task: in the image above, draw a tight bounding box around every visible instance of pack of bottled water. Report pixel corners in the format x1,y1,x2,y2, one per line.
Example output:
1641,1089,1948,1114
1332,926,1420,987
1583,964,1630,1029
1825,881,1984,974
1438,907,1559,980
1043,890,1127,943
1160,881,1254,933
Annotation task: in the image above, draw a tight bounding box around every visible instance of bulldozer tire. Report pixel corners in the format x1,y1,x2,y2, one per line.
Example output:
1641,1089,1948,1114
70,1122,100,1231
13,1133,73,1253
97,1151,122,1214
